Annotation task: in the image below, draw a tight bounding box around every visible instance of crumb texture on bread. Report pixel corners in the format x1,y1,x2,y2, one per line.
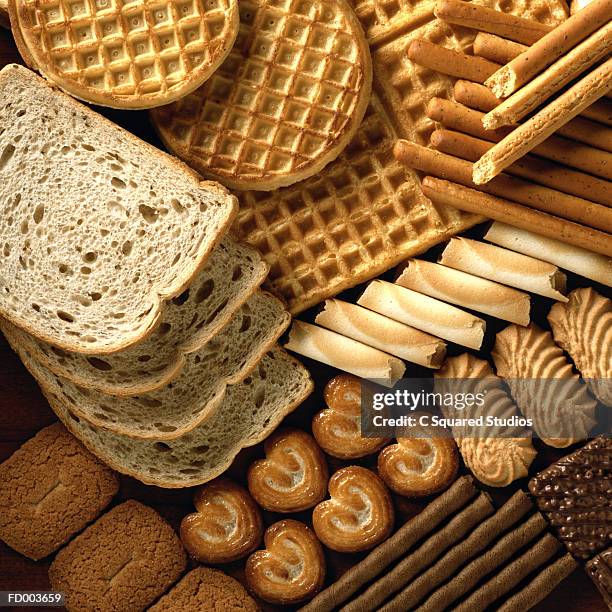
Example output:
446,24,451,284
0,65,236,354
149,567,258,611
49,500,187,612
0,423,119,560
40,349,313,487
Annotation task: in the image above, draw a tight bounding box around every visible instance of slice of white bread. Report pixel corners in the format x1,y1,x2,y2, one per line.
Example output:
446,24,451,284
2,292,290,439
0,65,237,354
0,237,268,396
22,348,313,488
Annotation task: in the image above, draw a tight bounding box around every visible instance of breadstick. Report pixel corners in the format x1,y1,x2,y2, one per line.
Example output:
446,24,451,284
485,22,612,127
408,40,499,83
427,98,612,179
473,33,527,64
357,280,486,349
430,129,612,207
417,513,548,611
453,82,612,152
485,0,612,98
433,0,553,44
396,259,531,325
571,0,596,12
284,321,405,387
474,59,612,183
315,299,447,368
484,222,612,287
421,177,612,257
299,477,478,612
440,237,568,301
394,139,612,232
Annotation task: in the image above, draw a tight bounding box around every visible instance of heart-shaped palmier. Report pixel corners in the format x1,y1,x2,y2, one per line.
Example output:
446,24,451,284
377,429,459,497
312,374,388,459
247,428,328,512
312,465,394,553
245,519,326,605
180,478,263,564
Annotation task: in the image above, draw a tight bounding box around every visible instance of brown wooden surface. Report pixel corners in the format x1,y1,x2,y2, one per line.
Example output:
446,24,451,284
0,26,608,612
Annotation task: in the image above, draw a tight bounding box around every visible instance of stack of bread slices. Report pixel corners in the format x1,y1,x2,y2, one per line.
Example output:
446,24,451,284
0,64,313,488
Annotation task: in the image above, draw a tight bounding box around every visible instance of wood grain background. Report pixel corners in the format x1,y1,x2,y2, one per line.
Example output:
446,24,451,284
0,25,607,612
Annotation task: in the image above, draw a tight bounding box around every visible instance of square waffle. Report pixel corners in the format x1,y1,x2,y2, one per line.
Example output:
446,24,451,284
233,0,568,314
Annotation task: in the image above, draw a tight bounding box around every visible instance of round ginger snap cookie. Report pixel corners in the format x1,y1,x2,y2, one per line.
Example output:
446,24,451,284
151,0,372,190
9,0,239,109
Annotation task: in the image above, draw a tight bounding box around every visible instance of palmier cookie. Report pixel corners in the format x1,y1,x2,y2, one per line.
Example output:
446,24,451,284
180,478,263,564
248,428,328,513
312,466,394,553
313,374,388,459
378,431,459,498
245,519,325,605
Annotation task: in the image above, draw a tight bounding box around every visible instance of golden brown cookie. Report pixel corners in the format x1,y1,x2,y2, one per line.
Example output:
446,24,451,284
245,519,325,605
312,374,388,459
377,423,459,497
312,465,394,553
180,478,263,564
247,428,328,513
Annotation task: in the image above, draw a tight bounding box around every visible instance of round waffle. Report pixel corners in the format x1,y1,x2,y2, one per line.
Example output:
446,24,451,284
151,0,372,191
9,0,239,109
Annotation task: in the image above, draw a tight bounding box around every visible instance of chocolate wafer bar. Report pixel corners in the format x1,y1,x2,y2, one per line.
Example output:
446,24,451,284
529,437,612,560
586,548,612,610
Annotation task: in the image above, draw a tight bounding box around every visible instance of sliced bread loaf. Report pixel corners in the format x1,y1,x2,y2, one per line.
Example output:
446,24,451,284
3,292,290,439
0,65,237,354
1,237,268,395
27,349,313,488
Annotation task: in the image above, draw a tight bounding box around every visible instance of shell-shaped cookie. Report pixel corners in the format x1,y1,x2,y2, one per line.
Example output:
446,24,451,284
312,466,394,553
312,374,389,459
180,478,263,564
548,288,612,406
247,428,328,512
245,519,325,605
377,435,458,497
493,324,597,447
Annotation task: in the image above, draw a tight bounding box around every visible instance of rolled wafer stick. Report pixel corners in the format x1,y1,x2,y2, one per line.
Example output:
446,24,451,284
422,177,612,257
315,299,447,368
395,139,612,232
357,280,486,349
455,82,612,152
440,237,568,301
484,222,612,287
298,477,478,612
485,0,612,98
284,321,405,387
496,554,578,612
427,98,612,179
343,494,494,612
430,129,612,206
396,259,531,325
407,39,499,83
433,0,553,45
453,534,561,612
473,59,612,184
416,513,548,611
378,491,533,612
473,32,527,64
485,22,612,128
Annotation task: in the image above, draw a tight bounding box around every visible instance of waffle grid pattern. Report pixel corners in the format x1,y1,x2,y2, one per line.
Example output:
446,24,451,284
18,0,233,97
153,0,369,187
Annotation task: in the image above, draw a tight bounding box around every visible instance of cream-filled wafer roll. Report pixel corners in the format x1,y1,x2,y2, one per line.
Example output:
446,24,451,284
485,223,612,287
285,321,405,387
396,259,531,325
357,281,486,350
315,300,446,368
440,238,568,301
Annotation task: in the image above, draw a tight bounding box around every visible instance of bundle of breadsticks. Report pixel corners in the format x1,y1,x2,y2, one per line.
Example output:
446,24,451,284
397,0,612,258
